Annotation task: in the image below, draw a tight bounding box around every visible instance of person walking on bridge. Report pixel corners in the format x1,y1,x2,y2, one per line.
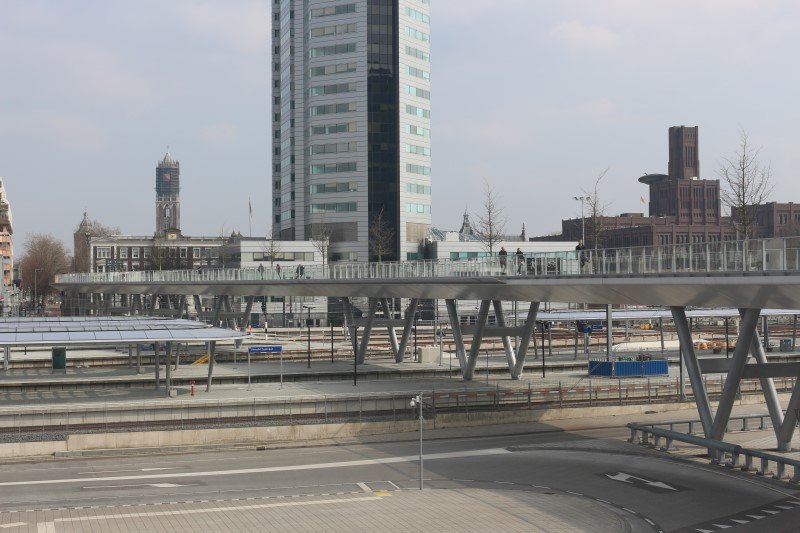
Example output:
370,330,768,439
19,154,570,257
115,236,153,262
515,248,525,275
499,247,508,274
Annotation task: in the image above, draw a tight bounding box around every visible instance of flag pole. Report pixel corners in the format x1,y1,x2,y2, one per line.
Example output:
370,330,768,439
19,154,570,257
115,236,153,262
248,197,253,237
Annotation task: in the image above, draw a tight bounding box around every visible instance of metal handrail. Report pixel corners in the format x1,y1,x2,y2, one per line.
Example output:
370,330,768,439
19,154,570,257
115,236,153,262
55,234,800,285
628,422,800,484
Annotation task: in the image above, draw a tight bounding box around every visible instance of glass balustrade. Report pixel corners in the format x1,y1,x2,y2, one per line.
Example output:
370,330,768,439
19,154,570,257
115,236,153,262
55,236,800,285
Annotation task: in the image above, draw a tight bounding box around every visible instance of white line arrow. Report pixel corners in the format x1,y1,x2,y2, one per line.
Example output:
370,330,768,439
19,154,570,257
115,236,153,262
605,472,678,491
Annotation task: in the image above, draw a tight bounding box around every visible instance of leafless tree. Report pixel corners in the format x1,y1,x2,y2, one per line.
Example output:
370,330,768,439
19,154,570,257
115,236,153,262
310,224,332,269
474,179,507,255
19,233,71,308
582,169,610,254
369,207,395,262
719,130,774,240
262,237,282,270
72,217,120,272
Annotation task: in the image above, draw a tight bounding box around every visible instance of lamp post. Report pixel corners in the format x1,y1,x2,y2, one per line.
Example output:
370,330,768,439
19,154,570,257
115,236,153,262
573,196,587,244
409,393,424,490
33,268,43,317
303,305,312,368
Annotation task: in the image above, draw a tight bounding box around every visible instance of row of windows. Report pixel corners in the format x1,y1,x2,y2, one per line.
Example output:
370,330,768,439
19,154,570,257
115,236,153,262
404,65,430,80
310,102,356,116
406,183,431,195
309,22,356,38
246,251,314,262
308,182,358,194
310,141,357,155
406,203,431,214
405,124,430,137
310,62,357,77
405,143,430,156
406,104,430,118
405,85,430,99
310,122,356,135
404,6,430,23
280,191,295,204
96,247,215,260
406,163,430,175
404,26,429,42
405,45,429,62
311,162,357,174
278,210,295,222
309,202,357,213
310,82,355,96
310,4,355,18
310,42,355,57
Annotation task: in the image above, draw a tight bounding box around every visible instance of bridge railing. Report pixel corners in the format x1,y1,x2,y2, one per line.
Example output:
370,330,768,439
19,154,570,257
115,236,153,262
55,235,800,285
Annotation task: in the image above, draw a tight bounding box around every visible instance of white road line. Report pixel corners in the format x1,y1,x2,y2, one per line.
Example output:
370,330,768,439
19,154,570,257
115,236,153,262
34,495,382,531
644,519,655,525
356,482,371,493
78,468,176,475
774,505,794,510
621,507,636,514
82,483,192,490
730,519,750,525
0,448,510,488
0,524,27,529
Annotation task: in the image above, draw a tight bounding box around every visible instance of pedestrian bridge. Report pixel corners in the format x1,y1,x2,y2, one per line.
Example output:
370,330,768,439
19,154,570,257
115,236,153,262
55,236,800,451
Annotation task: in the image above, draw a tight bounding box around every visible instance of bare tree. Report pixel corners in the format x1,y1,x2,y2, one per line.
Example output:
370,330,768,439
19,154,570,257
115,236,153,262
582,169,610,254
474,179,507,255
310,224,332,268
19,233,71,310
72,216,121,272
262,237,282,270
369,207,395,262
719,130,774,240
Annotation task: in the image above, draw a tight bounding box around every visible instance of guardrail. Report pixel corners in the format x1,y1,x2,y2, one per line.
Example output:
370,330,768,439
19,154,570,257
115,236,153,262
628,422,800,484
55,235,800,285
641,413,774,435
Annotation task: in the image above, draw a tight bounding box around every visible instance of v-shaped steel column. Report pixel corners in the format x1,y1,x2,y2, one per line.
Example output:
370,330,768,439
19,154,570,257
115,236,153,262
341,297,358,356
206,341,217,392
749,330,784,433
492,300,516,373
381,298,400,356
711,308,761,441
512,302,540,379
671,306,714,437
356,298,378,365
778,378,800,451
464,300,491,381
396,299,419,363
445,299,467,373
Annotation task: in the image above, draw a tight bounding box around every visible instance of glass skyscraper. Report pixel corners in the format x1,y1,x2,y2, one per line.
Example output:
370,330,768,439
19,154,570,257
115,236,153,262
271,0,432,262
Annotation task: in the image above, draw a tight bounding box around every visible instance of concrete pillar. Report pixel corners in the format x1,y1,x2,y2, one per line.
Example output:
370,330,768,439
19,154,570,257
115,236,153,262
165,342,172,397
154,342,160,390
206,341,217,392
3,346,9,371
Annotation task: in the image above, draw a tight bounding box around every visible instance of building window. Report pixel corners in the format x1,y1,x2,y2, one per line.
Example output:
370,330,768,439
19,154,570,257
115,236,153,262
143,248,151,258
309,182,357,194
404,65,430,80
119,248,128,259
309,82,356,96
310,122,356,135
310,102,357,116
404,26,429,42
405,203,431,214
310,141,358,155
404,6,430,23
405,45,430,62
405,104,430,118
309,202,357,214
96,247,111,259
405,124,430,137
193,248,201,259
404,85,430,99
310,62,357,77
310,23,356,38
180,247,187,258
405,144,430,156
406,163,431,175
406,183,431,194
131,248,140,259
310,43,356,58
311,162,357,174
310,3,356,17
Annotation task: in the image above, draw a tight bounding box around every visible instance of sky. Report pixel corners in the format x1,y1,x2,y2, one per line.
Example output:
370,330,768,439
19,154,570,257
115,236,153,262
2,0,800,252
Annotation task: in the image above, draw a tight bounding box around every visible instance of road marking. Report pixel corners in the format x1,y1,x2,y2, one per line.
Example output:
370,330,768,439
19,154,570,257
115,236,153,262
82,483,192,490
0,448,511,487
711,525,731,529
34,495,382,531
565,491,583,496
760,509,779,515
356,482,371,493
621,507,636,514
730,519,750,524
644,519,655,525
0,524,27,529
604,472,678,491
775,505,794,510
78,468,176,475
745,514,765,520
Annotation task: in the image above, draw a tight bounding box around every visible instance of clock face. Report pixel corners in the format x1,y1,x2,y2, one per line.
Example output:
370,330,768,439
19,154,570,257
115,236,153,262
163,173,170,182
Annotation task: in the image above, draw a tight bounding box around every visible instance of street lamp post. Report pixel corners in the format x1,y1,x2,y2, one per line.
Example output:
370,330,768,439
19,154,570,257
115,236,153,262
303,305,312,368
33,268,43,317
409,393,424,490
573,196,586,244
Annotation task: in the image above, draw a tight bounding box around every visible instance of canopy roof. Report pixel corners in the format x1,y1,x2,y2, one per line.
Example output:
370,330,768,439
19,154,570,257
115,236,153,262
531,308,800,322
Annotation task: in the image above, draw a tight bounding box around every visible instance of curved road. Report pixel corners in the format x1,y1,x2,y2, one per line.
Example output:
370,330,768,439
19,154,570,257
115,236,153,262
0,428,797,532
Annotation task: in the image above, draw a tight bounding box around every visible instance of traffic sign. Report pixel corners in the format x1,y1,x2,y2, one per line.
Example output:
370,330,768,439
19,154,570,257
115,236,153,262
248,345,282,354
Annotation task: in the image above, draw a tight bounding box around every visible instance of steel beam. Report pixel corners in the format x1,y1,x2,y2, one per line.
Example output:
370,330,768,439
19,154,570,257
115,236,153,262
464,300,491,381
750,331,785,434
206,340,217,392
711,308,762,441
381,298,400,356
513,302,540,379
606,304,613,360
356,298,378,365
342,297,358,356
210,296,223,327
241,296,254,329
165,342,172,397
671,306,714,437
492,300,516,373
3,346,9,371
136,343,142,374
128,344,133,368
193,295,204,321
778,378,800,449
154,342,160,390
445,299,467,373
396,298,419,363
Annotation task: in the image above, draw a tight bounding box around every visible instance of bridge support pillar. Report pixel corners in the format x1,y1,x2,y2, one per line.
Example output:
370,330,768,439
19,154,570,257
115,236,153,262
165,342,172,397
492,300,516,373
750,330,784,438
513,302,540,379
778,378,800,451
342,298,358,356
671,306,714,438
381,299,400,357
147,294,158,315
396,299,419,363
445,299,467,374
206,340,217,392
3,346,9,371
356,298,378,365
210,296,224,327
193,295,204,322
154,342,161,390
136,343,142,374
464,300,491,381
127,344,133,368
240,296,254,330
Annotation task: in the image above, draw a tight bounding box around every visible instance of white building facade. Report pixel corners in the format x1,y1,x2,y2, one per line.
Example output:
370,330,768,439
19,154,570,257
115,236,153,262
272,0,432,262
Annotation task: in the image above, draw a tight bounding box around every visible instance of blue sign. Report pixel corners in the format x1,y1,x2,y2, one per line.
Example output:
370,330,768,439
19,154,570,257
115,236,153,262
249,345,282,354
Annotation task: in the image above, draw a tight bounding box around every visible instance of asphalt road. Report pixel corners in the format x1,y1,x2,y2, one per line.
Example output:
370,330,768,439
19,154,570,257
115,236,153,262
0,426,798,532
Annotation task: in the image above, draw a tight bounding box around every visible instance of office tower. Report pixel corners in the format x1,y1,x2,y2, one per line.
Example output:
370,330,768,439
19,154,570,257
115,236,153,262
271,0,432,262
156,151,181,235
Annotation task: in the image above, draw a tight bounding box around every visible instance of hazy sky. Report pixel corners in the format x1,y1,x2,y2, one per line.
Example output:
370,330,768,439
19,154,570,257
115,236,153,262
2,0,800,251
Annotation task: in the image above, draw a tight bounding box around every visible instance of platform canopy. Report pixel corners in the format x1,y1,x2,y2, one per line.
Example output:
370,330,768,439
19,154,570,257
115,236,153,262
529,307,800,322
0,317,247,346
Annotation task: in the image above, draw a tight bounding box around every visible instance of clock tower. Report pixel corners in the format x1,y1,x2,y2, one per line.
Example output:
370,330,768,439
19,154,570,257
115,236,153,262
155,151,181,236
